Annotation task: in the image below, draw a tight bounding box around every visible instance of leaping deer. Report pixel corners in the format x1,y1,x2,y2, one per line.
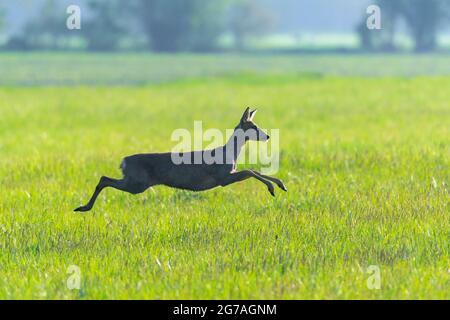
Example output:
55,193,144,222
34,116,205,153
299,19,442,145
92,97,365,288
74,108,287,212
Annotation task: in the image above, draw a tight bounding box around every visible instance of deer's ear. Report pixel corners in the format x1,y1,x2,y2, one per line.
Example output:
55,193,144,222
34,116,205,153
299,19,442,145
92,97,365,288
249,109,257,121
240,107,250,123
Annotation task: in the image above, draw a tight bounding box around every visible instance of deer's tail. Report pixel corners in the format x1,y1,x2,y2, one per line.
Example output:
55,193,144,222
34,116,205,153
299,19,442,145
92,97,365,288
119,159,126,173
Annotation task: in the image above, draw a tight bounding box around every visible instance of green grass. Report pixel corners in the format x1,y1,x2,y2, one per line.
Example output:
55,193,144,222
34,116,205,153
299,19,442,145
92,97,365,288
0,72,448,299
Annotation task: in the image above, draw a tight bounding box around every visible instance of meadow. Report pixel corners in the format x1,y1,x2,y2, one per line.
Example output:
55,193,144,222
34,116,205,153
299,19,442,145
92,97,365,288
0,53,449,299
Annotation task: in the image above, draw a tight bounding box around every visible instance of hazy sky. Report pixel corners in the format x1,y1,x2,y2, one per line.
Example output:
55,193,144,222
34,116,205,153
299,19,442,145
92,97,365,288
264,0,370,33
2,0,85,33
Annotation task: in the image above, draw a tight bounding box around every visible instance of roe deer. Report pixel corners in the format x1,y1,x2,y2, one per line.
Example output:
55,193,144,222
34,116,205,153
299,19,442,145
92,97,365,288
74,107,287,212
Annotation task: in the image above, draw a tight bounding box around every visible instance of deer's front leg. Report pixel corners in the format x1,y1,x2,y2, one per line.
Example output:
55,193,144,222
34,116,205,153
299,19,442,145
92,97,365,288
251,170,287,192
221,170,275,196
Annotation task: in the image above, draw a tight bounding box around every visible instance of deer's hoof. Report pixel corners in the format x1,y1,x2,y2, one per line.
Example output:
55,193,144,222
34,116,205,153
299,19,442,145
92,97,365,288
74,206,90,212
268,187,275,197
274,180,287,192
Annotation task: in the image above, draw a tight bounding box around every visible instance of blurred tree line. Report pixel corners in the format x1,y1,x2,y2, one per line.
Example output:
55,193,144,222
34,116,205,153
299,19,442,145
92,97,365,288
358,0,450,52
1,0,272,52
0,0,449,52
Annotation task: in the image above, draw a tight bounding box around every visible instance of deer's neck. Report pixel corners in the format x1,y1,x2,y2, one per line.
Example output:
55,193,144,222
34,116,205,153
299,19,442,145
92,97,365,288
224,130,246,163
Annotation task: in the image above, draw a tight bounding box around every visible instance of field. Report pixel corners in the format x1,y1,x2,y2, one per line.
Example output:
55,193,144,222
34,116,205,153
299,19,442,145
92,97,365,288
0,53,449,299
2,52,450,85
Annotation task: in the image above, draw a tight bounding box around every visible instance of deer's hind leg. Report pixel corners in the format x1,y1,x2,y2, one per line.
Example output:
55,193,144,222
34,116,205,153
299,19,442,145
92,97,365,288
74,176,150,212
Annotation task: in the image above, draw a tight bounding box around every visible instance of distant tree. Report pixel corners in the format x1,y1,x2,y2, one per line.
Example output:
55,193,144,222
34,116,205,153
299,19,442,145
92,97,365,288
402,0,450,52
134,0,229,52
0,8,4,32
229,0,274,50
7,0,68,50
185,0,230,51
357,0,404,52
0,8,6,49
357,0,450,52
83,0,127,51
356,20,374,51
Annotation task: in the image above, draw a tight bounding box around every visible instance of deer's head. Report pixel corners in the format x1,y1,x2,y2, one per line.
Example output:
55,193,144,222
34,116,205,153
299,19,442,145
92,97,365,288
235,107,270,142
